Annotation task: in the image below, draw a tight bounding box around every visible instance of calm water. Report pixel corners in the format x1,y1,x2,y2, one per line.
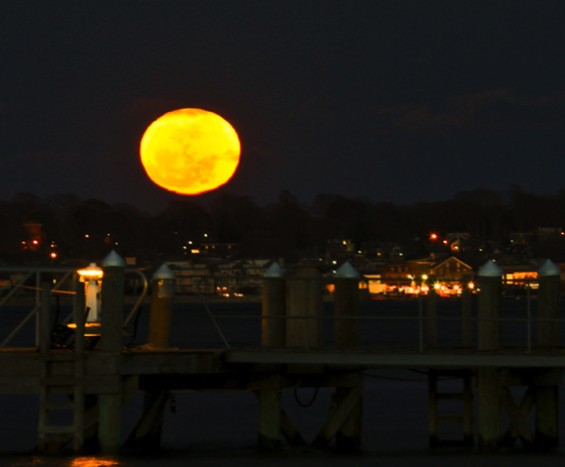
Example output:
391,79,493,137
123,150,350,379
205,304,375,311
1,297,565,465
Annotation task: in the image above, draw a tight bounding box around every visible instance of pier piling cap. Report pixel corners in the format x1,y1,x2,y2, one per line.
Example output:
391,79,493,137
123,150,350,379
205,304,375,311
335,261,360,279
102,250,125,268
477,259,502,277
153,264,176,280
264,261,286,278
538,259,561,277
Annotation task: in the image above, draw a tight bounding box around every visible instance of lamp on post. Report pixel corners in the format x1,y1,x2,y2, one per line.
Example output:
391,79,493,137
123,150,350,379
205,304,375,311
67,262,104,342
76,263,104,322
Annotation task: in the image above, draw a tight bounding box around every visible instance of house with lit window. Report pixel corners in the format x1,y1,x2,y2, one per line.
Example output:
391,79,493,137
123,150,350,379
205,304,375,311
431,256,474,282
378,256,474,298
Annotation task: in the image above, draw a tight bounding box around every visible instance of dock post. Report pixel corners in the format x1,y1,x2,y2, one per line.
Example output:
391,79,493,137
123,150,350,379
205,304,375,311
333,262,363,451
461,275,473,347
257,262,286,449
39,281,51,354
286,261,323,349
148,264,176,348
98,250,125,454
334,262,359,348
535,259,561,450
537,259,561,349
261,262,286,347
477,260,503,451
125,264,177,452
258,375,283,449
427,282,438,348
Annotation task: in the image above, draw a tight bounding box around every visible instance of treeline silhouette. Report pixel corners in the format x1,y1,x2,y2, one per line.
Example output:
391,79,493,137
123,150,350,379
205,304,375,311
2,186,565,265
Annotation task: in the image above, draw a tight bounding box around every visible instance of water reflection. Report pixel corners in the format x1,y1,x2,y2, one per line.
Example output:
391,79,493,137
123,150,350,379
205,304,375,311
69,458,119,467
6,457,119,467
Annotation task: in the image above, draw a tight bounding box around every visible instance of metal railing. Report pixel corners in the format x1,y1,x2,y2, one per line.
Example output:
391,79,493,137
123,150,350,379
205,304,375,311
0,266,148,348
192,294,563,354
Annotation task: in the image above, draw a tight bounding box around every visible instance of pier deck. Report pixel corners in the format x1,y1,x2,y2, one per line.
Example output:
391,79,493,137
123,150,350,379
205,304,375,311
1,346,564,394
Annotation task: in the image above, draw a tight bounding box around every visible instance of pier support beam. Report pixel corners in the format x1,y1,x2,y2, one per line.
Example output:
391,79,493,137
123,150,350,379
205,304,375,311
258,264,286,449
334,262,360,349
535,260,561,450
124,390,169,452
148,264,176,349
313,373,363,451
258,375,282,449
427,285,438,348
126,264,177,452
261,262,286,347
477,260,503,451
461,275,473,347
332,263,363,451
98,251,125,454
286,262,323,349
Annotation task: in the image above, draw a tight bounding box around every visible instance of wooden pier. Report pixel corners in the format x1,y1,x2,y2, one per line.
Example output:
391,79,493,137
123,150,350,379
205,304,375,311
0,255,564,454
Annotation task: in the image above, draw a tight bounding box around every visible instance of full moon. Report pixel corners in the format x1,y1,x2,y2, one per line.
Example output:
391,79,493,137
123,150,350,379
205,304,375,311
140,108,241,195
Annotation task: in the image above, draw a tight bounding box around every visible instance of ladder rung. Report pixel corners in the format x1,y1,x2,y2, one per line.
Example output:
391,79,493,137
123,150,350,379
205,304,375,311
437,415,465,424
42,376,81,386
40,425,76,435
43,400,76,410
431,438,473,448
42,352,78,362
436,393,465,400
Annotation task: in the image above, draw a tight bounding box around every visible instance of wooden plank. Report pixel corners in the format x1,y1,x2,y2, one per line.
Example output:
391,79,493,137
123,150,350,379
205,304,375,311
226,350,565,369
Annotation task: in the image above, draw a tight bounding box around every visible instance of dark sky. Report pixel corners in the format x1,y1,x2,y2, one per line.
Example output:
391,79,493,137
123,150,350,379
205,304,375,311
1,0,564,212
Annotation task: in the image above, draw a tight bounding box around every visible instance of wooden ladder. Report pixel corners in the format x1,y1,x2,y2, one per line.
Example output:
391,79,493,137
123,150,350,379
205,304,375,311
428,369,473,448
38,350,85,453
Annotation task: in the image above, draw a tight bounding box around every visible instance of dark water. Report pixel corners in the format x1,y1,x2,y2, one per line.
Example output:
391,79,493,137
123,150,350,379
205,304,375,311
1,297,565,465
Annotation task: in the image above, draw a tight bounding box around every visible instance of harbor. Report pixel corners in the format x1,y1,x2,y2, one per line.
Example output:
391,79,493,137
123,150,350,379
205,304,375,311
0,252,564,459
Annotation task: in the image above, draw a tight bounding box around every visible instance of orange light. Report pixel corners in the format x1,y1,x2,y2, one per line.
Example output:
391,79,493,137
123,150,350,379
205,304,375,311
77,263,104,280
70,456,118,467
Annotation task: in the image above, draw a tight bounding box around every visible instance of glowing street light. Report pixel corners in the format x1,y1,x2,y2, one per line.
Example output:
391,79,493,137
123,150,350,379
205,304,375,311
77,263,103,323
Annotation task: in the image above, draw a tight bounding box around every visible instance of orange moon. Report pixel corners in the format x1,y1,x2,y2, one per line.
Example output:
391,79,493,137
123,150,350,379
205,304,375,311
139,108,241,195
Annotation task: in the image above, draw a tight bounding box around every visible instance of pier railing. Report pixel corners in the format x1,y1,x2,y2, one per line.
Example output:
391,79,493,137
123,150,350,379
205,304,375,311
195,295,564,354
0,265,148,348
0,259,562,355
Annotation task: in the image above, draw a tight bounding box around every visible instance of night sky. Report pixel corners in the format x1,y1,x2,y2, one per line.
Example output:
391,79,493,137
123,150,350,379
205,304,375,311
1,0,564,213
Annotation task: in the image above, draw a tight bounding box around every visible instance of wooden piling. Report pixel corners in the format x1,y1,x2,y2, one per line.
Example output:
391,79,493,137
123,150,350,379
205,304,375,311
427,285,438,348
98,251,125,454
148,264,176,348
477,260,503,451
477,367,502,450
477,261,502,351
461,276,472,347
334,262,360,348
535,259,561,450
286,262,323,349
125,264,177,452
124,390,169,452
334,373,363,451
258,375,282,449
72,276,86,355
258,263,286,448
261,262,286,347
537,259,561,349
99,251,126,353
39,282,51,354
333,263,363,450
